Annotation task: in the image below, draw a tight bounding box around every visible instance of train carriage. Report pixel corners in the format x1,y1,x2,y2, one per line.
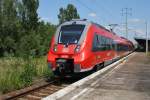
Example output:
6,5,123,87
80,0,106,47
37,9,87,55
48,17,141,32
47,19,134,76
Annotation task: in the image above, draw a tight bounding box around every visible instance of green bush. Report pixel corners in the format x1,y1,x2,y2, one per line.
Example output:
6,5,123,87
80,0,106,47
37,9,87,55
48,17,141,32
0,58,23,93
0,56,53,94
20,58,37,86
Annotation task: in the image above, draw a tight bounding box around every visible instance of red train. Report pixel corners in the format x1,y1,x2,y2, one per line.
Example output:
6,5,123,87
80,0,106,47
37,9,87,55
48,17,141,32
47,19,134,76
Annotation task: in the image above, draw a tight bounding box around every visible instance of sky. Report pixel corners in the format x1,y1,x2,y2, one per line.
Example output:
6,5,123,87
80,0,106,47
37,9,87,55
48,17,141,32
38,0,150,42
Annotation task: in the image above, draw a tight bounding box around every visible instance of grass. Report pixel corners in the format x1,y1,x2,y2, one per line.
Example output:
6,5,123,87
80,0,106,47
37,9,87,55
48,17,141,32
0,56,53,94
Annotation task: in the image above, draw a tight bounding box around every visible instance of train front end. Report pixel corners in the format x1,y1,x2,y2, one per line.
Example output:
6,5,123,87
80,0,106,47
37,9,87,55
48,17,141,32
47,20,91,76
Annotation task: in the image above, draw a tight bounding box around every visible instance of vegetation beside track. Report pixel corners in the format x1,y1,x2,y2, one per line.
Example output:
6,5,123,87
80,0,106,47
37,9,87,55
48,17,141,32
0,0,80,95
0,56,53,94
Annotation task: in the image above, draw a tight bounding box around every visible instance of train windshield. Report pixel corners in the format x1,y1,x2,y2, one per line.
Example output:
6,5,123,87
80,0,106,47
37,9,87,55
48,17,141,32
58,25,85,44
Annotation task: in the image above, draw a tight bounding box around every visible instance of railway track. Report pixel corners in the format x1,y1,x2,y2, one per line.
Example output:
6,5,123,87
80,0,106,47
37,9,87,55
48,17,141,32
1,77,79,100
18,82,67,100
1,53,133,100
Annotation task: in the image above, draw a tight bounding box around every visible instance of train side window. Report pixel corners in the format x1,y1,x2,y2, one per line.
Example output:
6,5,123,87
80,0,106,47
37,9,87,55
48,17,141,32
104,37,110,50
110,39,113,50
92,34,99,51
97,35,103,50
92,33,113,51
106,38,110,50
112,40,117,50
102,37,106,50
99,35,106,50
98,35,111,51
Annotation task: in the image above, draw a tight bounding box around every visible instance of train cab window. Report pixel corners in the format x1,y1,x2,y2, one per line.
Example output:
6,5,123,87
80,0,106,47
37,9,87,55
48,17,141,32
58,25,85,44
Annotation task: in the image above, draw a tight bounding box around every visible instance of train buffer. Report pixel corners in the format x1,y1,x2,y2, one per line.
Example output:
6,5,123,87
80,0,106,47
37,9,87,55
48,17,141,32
43,52,150,100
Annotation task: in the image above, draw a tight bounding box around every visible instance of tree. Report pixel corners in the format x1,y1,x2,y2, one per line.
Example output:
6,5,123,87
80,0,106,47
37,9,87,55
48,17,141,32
0,0,18,56
0,0,56,57
37,21,56,55
58,4,80,24
0,0,2,56
21,0,39,31
58,8,66,24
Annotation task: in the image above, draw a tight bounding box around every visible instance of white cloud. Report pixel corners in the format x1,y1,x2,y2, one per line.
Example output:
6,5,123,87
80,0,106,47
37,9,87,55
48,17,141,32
129,18,141,23
128,18,146,24
116,26,145,34
88,12,97,17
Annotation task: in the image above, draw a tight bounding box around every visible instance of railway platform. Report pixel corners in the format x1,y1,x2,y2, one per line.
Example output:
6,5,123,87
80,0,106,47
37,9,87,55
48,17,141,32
44,52,150,100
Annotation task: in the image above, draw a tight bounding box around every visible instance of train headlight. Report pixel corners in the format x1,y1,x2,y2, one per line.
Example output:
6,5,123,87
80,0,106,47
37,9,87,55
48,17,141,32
75,45,81,52
53,44,57,52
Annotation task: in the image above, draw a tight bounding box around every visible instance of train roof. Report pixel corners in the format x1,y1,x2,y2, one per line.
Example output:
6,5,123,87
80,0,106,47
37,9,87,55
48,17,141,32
61,19,91,26
59,19,133,45
61,19,114,34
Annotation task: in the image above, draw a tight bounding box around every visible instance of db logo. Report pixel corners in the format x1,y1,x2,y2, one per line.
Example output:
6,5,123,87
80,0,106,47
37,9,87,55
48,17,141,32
63,48,69,52
107,53,111,56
